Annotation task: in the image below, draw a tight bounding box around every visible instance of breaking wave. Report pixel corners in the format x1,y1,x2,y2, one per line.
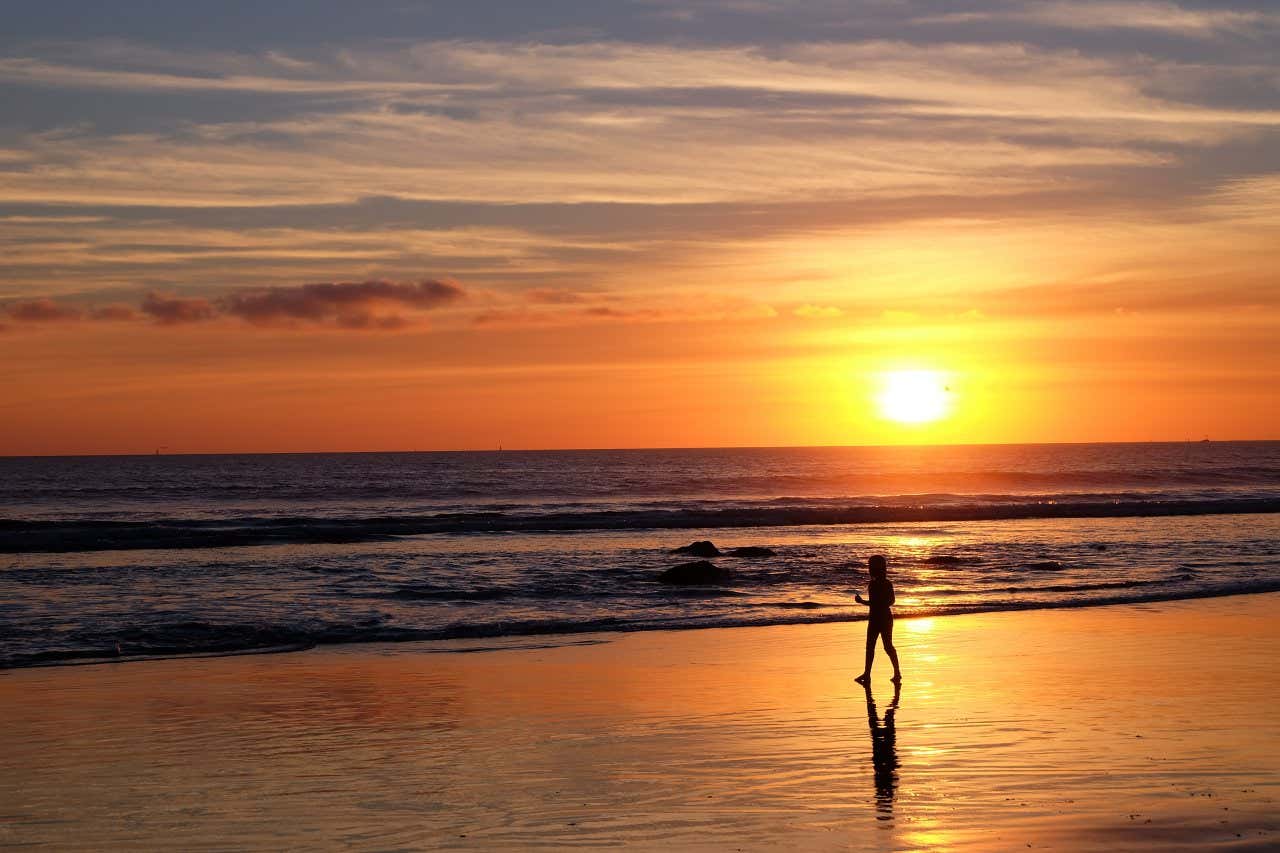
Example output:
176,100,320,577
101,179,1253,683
3,495,1278,554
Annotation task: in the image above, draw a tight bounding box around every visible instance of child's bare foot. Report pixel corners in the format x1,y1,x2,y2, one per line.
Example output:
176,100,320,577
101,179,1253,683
854,673,871,685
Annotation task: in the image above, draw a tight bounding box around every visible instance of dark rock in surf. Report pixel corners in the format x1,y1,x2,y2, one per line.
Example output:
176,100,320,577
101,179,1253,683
728,546,776,558
671,540,722,557
1027,561,1065,571
658,560,733,585
924,555,971,564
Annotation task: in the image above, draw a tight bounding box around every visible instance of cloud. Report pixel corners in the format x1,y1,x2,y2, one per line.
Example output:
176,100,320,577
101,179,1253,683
919,3,1278,37
471,292,780,328
0,56,472,96
471,308,536,326
0,277,468,332
0,23,1275,353
222,278,464,326
1202,175,1280,223
4,298,82,322
2,37,1275,214
335,312,413,330
140,291,218,325
524,288,595,304
90,304,140,321
581,305,658,319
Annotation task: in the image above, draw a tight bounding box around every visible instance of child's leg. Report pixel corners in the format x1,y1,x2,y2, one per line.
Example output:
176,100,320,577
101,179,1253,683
866,622,880,671
857,622,880,681
881,619,902,680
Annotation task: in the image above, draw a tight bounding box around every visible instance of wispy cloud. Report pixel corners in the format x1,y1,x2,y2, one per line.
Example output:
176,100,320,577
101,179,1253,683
918,2,1278,36
649,0,1279,38
0,56,482,96
0,38,1274,216
1202,174,1280,223
224,279,464,327
140,291,218,325
4,298,83,322
90,304,139,321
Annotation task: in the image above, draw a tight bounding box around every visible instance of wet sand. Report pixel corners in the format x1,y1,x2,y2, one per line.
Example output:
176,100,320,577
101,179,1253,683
2,593,1277,850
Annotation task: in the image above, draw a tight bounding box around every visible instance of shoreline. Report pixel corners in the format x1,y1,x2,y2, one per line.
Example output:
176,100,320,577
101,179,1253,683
3,593,1277,850
8,585,1280,672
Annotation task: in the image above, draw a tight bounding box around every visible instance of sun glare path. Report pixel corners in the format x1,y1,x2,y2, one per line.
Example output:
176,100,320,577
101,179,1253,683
876,370,952,424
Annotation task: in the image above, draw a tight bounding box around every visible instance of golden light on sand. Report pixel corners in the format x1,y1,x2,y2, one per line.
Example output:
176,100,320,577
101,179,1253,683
876,370,951,424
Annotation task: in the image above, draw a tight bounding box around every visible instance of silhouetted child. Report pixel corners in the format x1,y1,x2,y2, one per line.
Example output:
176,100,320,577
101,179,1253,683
854,554,901,684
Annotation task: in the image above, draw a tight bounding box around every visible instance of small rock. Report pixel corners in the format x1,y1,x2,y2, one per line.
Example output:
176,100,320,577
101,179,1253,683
728,546,776,558
658,560,733,585
1027,561,1065,571
671,540,722,557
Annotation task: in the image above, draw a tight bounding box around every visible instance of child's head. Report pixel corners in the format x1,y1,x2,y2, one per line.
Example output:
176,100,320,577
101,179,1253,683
868,554,888,578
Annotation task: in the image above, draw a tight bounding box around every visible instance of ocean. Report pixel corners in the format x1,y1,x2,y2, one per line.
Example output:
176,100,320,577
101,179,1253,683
2,442,1278,668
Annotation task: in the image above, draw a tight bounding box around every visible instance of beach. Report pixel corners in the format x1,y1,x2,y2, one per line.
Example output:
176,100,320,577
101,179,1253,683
3,593,1276,851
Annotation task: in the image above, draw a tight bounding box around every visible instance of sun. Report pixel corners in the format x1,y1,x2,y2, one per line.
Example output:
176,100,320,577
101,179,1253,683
876,369,951,424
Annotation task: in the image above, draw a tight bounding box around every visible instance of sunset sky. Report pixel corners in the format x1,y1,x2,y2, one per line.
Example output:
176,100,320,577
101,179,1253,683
2,1,1277,454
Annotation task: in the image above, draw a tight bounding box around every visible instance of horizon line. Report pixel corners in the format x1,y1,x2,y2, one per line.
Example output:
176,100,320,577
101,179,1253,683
3,436,1275,460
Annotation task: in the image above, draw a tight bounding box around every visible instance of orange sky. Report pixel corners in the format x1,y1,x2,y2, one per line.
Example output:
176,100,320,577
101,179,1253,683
1,3,1277,454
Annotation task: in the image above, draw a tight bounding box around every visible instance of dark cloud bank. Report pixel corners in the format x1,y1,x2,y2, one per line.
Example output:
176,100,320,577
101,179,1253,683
1,278,465,331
